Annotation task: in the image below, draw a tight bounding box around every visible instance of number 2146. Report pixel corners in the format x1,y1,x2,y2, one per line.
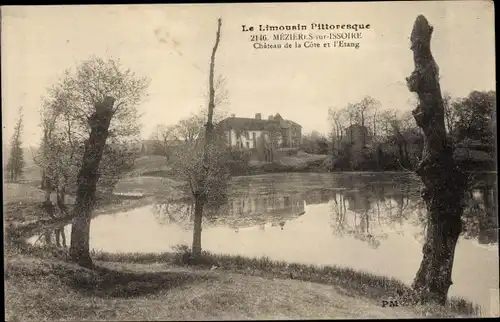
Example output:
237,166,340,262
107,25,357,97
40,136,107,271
250,34,268,41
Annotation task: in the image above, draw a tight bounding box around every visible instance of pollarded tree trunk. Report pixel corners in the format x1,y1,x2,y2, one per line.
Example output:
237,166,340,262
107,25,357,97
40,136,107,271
191,195,204,258
406,15,468,304
69,96,115,268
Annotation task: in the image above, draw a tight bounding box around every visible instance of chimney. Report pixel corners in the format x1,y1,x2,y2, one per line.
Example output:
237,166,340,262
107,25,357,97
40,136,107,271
268,115,273,120
255,113,261,120
231,114,236,118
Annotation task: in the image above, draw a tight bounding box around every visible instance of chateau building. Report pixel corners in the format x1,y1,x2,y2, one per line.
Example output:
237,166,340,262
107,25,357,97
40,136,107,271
217,113,302,149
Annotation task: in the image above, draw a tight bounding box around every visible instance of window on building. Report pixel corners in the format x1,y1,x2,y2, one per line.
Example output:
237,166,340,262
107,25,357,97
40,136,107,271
246,142,250,149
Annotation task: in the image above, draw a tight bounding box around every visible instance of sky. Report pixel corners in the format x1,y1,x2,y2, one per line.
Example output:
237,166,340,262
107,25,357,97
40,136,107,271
2,1,496,148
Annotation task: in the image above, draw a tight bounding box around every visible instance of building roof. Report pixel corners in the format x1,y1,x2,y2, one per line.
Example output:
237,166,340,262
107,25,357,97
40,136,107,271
218,117,278,131
285,120,301,128
218,114,302,132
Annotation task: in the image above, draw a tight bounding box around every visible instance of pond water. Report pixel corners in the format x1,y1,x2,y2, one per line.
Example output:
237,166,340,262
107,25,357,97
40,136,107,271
29,172,499,316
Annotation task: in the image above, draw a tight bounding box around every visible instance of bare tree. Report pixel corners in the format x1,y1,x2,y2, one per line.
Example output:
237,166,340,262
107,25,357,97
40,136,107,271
167,19,228,261
328,107,346,151
405,15,468,304
154,103,228,155
191,17,224,259
442,91,455,136
213,74,230,109
372,103,380,137
356,96,379,129
175,114,205,145
351,96,380,146
6,108,25,182
345,103,356,128
377,109,395,137
152,123,179,158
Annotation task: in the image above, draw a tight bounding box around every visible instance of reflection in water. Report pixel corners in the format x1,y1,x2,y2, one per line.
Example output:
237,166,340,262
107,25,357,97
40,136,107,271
152,183,306,230
28,172,498,316
328,184,427,249
462,184,499,245
32,227,67,248
153,202,194,228
32,173,497,248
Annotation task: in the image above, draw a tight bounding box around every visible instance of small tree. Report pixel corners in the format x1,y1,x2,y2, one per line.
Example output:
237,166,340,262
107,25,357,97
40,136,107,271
351,96,380,146
37,57,148,215
6,108,25,182
451,91,495,147
41,57,149,267
442,91,456,137
328,107,347,152
151,123,179,159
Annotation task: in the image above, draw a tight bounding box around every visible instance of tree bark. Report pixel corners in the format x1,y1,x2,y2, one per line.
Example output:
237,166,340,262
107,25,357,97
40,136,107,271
55,229,61,247
478,184,496,244
191,18,222,260
69,96,115,268
204,18,222,149
191,197,204,258
56,186,68,216
59,227,67,248
406,15,468,304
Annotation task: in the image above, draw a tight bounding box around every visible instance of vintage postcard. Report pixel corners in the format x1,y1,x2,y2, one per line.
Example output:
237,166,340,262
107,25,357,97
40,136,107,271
2,1,497,320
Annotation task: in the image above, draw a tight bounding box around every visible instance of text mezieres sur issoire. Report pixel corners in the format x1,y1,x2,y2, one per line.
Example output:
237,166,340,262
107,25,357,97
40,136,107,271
242,23,370,49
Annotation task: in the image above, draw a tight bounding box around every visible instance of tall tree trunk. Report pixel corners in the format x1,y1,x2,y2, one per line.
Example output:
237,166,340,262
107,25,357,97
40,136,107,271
406,15,468,304
191,18,222,260
55,229,61,247
191,197,204,258
42,199,56,218
69,97,115,268
41,170,46,190
56,185,68,216
44,232,52,245
478,184,496,244
397,142,404,165
61,228,67,248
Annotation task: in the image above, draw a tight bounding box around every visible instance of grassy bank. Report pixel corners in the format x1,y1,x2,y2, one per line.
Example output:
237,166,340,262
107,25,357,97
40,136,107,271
89,247,481,318
132,153,332,177
6,253,434,321
245,159,329,175
4,243,481,320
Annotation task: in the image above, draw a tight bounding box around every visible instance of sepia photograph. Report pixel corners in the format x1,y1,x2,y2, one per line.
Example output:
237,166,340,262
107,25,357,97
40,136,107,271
2,1,498,320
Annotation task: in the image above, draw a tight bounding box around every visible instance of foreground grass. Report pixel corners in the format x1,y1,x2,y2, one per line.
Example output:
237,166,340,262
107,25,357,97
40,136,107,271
5,249,454,321
89,247,481,318
4,233,482,320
